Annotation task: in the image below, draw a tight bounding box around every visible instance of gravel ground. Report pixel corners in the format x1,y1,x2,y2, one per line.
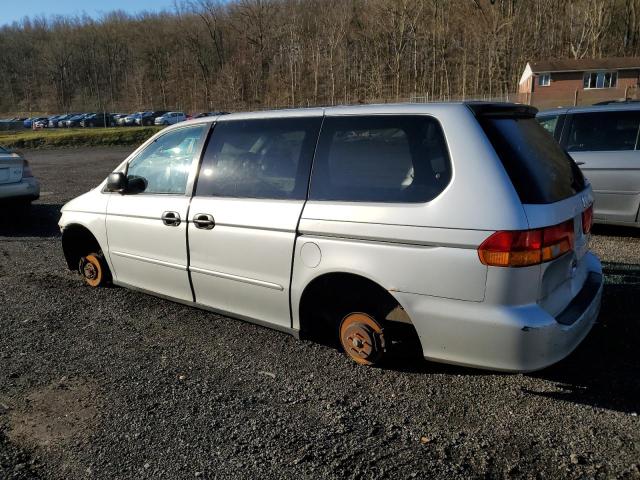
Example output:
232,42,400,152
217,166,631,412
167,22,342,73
1,147,639,479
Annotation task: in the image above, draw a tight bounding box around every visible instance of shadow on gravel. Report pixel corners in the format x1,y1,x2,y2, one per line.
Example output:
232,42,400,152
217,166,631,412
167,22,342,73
525,262,640,414
592,224,640,238
0,428,40,479
0,203,62,238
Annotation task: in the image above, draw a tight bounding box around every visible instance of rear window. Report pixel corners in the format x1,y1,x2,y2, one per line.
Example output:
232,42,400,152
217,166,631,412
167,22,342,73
479,116,585,204
309,115,451,203
565,111,640,151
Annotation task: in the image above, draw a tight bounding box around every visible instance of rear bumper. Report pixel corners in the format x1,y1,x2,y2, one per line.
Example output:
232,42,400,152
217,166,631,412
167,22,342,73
0,178,40,202
395,252,603,372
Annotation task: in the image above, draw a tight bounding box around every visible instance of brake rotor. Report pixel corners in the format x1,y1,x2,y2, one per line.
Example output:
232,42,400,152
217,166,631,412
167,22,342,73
79,254,103,287
340,312,386,366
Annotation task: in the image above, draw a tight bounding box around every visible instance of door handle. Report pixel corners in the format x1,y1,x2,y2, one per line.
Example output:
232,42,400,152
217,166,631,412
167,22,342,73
161,211,181,226
193,213,215,230
575,161,585,166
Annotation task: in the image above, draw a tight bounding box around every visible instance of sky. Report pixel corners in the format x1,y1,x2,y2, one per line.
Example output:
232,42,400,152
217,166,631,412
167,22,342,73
0,0,178,26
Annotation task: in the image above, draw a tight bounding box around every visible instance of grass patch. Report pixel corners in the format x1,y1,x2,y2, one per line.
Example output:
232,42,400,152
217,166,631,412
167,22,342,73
0,127,162,150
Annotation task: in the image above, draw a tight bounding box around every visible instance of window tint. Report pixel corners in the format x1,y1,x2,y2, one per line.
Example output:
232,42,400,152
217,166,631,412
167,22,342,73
479,117,585,204
309,116,451,203
126,124,208,194
196,117,322,200
565,111,640,152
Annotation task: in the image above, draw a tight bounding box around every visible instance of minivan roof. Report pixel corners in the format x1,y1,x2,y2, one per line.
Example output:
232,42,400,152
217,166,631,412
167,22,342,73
537,102,640,116
209,102,535,122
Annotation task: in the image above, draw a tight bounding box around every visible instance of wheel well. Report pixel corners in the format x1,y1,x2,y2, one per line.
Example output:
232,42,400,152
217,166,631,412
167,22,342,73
61,225,103,271
298,272,415,345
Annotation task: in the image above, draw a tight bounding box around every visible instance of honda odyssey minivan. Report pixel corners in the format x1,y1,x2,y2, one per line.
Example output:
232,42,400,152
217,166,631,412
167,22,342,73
59,103,602,371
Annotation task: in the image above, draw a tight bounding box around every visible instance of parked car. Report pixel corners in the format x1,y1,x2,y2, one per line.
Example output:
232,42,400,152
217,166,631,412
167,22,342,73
137,110,168,126
123,112,145,127
33,117,53,129
45,115,63,128
81,113,114,128
59,103,601,372
191,112,229,119
55,114,76,128
58,113,85,128
65,113,93,128
0,145,40,209
115,114,131,126
24,117,49,129
111,113,127,127
537,103,640,227
154,111,186,125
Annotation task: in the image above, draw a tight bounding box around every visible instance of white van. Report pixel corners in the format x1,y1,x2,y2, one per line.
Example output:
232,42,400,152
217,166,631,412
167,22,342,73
59,103,602,371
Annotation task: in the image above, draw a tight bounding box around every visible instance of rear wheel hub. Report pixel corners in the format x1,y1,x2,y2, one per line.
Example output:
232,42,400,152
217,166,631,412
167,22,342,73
340,312,386,366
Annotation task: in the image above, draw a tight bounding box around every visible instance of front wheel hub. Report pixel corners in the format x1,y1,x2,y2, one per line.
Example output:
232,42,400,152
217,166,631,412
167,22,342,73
340,312,386,366
79,254,103,287
83,262,97,280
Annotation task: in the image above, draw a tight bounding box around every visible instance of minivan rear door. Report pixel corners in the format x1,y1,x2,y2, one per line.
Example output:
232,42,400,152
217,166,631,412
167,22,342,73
474,105,593,315
187,113,323,329
561,109,640,224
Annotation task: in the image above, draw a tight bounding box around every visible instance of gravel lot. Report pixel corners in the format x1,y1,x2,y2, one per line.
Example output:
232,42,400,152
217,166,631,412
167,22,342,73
1,147,639,479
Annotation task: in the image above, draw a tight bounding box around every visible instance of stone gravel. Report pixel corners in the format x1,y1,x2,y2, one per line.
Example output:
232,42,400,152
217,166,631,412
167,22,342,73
0,147,639,479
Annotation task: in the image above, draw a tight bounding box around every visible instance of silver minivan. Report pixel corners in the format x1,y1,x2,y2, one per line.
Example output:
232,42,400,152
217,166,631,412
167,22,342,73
0,145,40,207
537,103,640,227
59,103,602,372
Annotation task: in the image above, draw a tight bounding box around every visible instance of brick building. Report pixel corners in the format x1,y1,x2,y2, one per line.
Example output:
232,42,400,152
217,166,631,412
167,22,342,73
518,57,640,109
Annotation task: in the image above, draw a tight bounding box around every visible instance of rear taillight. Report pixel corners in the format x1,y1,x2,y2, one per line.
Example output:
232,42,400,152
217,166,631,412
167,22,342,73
478,219,574,268
582,204,593,234
22,159,33,178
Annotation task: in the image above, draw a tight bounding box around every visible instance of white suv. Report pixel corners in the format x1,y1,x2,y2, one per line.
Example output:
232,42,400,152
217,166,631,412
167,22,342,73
59,103,602,371
154,112,186,126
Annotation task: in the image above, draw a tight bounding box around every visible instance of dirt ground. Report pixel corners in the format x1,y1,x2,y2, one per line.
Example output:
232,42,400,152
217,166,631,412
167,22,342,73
0,147,639,479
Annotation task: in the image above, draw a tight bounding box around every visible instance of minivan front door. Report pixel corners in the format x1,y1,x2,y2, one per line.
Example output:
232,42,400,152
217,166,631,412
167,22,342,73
563,110,640,224
188,115,322,329
106,123,209,300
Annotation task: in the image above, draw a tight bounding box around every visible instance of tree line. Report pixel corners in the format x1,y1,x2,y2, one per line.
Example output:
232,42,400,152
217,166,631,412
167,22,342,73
1,0,639,115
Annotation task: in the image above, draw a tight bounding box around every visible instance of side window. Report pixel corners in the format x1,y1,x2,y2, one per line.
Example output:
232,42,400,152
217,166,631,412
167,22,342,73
537,115,558,136
196,117,322,200
126,124,208,194
536,114,565,142
566,111,640,152
309,115,452,203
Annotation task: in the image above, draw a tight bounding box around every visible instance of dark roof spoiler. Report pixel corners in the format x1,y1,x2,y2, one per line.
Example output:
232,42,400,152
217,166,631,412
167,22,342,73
465,102,538,118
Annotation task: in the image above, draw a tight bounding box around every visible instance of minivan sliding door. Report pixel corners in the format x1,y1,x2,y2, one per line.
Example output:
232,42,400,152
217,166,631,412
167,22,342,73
188,115,322,329
563,110,640,224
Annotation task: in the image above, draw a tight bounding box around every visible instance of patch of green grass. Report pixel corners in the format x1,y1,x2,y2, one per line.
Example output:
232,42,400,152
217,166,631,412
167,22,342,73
0,127,162,150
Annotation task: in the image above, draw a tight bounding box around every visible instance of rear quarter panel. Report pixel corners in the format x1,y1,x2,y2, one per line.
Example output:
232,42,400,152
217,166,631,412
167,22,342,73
291,104,529,330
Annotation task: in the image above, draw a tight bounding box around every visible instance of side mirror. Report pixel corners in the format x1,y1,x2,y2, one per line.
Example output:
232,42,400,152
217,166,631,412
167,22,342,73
106,172,127,193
